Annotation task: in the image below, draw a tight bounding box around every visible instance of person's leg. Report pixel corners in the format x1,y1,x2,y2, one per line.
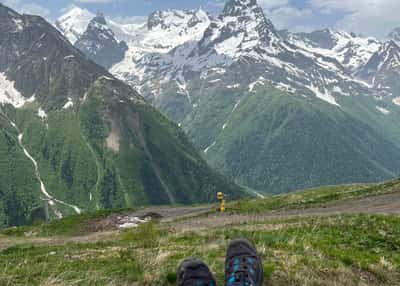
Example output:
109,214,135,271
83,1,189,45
177,258,217,286
225,239,263,286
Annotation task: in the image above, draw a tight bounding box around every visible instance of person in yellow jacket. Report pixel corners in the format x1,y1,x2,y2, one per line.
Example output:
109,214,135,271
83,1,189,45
217,192,225,213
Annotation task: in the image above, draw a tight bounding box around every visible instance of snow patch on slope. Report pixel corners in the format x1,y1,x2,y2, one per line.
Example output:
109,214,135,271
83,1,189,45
248,77,265,92
38,108,47,119
222,99,242,130
392,97,400,106
63,97,74,109
204,141,216,154
253,191,266,198
309,84,341,107
0,73,27,108
227,84,240,89
376,106,390,115
118,216,150,229
215,32,244,57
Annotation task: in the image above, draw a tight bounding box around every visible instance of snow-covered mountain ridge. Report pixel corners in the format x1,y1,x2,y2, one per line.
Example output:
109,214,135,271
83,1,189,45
56,0,400,110
280,29,381,74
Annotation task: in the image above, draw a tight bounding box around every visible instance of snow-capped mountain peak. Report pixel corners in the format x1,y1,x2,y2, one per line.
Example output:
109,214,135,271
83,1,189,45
74,12,128,69
55,6,146,44
111,8,213,84
137,8,212,54
148,8,211,31
91,12,107,26
222,0,258,16
198,0,281,59
55,5,94,44
84,12,116,41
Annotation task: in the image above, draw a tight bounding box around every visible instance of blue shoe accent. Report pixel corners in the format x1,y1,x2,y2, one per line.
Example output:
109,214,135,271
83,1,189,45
225,239,263,286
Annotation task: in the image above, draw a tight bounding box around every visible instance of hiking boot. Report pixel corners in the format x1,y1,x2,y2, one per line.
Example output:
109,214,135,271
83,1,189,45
225,239,263,286
177,258,217,286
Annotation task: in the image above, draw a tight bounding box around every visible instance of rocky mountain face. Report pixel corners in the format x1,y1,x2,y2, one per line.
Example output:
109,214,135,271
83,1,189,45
0,3,242,228
58,0,400,194
75,13,128,69
202,0,282,58
279,29,381,74
357,41,400,100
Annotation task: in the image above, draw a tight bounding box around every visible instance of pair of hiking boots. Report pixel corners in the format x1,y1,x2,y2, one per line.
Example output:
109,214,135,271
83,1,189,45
177,239,263,286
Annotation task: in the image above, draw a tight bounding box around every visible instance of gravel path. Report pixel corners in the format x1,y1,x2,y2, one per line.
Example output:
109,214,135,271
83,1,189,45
169,191,400,232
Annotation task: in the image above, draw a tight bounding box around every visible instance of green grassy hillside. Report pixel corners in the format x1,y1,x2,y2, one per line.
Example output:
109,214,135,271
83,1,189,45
0,115,42,228
180,84,400,193
230,178,400,213
0,78,242,226
0,180,399,285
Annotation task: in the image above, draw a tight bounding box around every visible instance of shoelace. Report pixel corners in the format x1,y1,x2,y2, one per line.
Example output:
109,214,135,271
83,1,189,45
226,256,257,286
